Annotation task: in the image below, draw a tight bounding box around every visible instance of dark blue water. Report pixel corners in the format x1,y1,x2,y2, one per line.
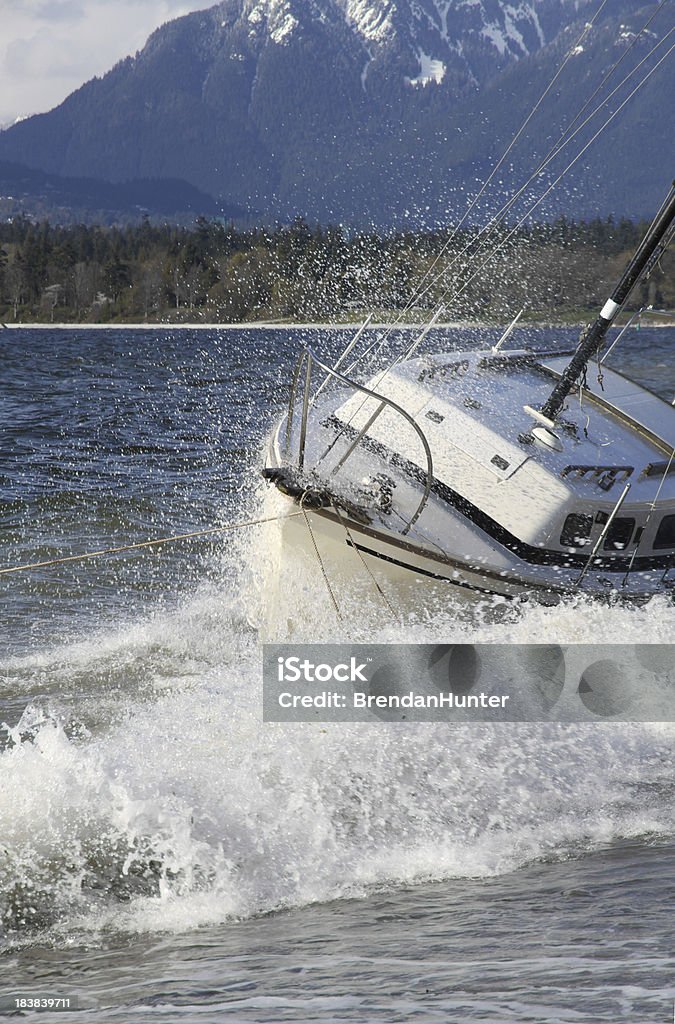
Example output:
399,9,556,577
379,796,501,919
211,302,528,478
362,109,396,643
1,325,674,1022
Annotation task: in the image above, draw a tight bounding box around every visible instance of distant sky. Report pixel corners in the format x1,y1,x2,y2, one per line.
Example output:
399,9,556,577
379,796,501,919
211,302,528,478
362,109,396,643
0,1,211,126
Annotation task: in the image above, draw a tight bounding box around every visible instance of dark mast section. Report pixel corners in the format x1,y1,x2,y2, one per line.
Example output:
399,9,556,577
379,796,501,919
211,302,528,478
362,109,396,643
540,180,675,424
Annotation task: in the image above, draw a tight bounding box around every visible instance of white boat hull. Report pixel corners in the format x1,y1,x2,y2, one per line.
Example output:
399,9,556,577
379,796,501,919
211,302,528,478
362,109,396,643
264,347,675,607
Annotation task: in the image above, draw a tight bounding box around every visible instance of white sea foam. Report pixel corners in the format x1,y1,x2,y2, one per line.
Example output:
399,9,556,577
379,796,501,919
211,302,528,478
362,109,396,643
2,489,674,946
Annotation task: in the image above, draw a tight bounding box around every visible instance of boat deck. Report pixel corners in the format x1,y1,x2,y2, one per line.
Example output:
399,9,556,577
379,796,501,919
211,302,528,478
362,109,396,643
336,350,675,509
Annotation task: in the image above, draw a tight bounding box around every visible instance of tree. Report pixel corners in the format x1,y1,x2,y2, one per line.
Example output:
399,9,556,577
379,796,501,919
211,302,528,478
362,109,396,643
104,257,132,304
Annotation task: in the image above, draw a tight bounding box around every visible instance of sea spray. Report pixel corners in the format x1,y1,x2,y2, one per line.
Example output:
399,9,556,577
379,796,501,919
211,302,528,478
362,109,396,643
2,326,675,957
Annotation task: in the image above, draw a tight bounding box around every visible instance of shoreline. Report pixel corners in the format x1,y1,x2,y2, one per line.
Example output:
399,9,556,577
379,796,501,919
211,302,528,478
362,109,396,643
2,320,673,331
2,320,475,331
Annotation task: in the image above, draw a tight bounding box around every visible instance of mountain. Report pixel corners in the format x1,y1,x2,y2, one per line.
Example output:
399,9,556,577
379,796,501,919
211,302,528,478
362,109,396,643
0,160,235,225
0,0,672,226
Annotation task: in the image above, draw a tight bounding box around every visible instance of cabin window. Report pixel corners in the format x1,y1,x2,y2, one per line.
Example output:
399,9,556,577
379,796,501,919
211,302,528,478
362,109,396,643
560,513,593,547
603,517,635,551
653,514,675,550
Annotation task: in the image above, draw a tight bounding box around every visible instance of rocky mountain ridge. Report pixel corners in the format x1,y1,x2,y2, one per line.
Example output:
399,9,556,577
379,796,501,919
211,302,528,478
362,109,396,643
0,0,671,225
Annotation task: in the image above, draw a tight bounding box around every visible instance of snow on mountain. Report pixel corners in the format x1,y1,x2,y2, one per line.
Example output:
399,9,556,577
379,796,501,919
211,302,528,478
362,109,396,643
407,51,446,87
0,0,670,225
343,0,396,44
289,0,584,88
244,0,299,44
216,0,592,90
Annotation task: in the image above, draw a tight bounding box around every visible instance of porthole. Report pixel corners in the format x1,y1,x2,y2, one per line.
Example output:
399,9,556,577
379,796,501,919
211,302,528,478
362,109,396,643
654,514,675,550
602,517,635,551
560,513,593,547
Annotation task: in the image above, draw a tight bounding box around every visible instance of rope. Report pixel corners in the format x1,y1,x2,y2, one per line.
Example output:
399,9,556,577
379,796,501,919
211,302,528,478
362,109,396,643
623,448,675,587
382,12,675,345
348,0,613,363
434,36,675,318
300,494,343,620
0,511,303,576
332,502,399,620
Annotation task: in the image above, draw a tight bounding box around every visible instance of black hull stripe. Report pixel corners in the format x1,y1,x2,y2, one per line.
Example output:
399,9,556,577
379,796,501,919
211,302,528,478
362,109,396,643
347,538,513,598
319,505,564,594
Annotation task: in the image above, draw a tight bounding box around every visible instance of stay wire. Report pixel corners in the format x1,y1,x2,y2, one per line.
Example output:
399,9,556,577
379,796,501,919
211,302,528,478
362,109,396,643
433,38,675,319
320,22,674,466
419,16,675,326
623,449,675,586
300,493,343,620
346,0,613,369
0,511,303,576
352,6,673,381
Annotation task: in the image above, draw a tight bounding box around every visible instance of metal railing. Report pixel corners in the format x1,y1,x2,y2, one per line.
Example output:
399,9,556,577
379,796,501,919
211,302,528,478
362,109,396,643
285,346,434,534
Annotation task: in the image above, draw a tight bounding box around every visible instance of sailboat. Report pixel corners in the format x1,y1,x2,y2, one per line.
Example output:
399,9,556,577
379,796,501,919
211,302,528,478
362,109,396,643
263,180,675,606
262,1,675,607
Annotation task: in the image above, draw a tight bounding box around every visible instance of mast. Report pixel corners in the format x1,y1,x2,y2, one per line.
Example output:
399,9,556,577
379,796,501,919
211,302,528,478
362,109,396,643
540,179,675,424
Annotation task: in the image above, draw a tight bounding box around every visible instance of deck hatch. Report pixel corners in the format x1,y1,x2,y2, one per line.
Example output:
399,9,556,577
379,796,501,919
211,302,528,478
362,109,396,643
643,460,675,478
561,464,634,491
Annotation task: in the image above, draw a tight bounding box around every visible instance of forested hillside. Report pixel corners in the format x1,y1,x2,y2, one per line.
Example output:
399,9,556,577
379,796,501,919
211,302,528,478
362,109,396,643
1,215,673,325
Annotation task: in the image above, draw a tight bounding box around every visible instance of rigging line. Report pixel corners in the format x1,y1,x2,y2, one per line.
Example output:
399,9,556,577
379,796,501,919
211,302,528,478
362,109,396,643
394,10,675,342
387,502,455,563
439,30,675,306
345,0,612,368
433,38,675,318
0,511,303,576
316,21,675,482
318,9,667,467
622,449,675,587
313,307,443,474
650,218,675,274
309,14,674,477
392,5,607,315
300,494,342,620
332,502,399,620
343,5,667,381
597,216,675,367
533,4,673,171
598,304,671,369
409,18,675,328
